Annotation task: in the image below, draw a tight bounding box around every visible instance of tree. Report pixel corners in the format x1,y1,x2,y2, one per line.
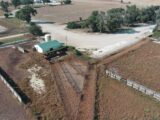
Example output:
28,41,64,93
29,22,43,36
140,6,160,23
105,8,124,32
87,11,100,32
155,9,160,31
42,0,50,4
95,11,106,33
12,0,21,8
0,1,9,13
107,8,125,15
125,5,140,26
87,9,125,33
16,6,37,23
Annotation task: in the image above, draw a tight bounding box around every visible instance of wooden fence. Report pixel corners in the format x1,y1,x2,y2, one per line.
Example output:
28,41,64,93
106,70,160,101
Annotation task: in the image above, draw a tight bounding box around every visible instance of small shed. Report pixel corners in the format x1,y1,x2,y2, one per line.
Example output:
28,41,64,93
34,40,64,53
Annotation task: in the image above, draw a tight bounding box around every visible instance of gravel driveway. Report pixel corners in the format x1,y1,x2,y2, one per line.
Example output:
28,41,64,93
38,23,155,58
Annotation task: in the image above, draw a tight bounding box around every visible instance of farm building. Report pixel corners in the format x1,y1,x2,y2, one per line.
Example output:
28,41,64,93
34,40,64,53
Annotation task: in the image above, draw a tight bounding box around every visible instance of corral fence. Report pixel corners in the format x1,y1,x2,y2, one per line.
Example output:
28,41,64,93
0,67,30,104
106,70,160,101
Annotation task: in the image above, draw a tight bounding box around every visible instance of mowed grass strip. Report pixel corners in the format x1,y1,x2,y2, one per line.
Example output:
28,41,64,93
0,36,30,45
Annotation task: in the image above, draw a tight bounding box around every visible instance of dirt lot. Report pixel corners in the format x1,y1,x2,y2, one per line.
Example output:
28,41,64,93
97,68,160,120
0,81,28,120
107,41,160,92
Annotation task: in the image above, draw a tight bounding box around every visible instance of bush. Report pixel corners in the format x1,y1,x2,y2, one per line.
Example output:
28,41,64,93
63,0,71,4
4,13,9,18
75,50,82,56
29,23,44,36
67,46,75,51
67,22,81,29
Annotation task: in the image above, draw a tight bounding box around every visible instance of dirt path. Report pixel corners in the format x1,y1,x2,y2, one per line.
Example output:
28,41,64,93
77,68,97,120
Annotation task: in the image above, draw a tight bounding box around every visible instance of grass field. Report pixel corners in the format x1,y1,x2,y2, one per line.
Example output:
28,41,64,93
97,70,160,120
0,36,29,45
0,18,28,36
107,41,160,92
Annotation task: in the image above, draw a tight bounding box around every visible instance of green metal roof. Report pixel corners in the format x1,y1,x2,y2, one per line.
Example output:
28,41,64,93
38,40,64,53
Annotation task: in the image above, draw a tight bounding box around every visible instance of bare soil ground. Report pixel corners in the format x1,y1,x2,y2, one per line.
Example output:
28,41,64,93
0,42,66,120
35,1,124,23
35,0,160,24
77,67,97,120
73,0,160,6
0,81,28,120
107,41,160,92
97,70,160,120
19,52,66,120
0,46,30,82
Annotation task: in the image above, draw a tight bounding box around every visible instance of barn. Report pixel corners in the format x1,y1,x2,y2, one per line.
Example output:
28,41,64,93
34,40,64,54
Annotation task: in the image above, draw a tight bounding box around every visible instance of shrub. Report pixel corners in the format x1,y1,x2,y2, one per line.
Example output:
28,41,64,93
29,23,44,36
67,46,75,51
67,22,81,29
75,50,82,56
4,13,9,18
63,0,71,4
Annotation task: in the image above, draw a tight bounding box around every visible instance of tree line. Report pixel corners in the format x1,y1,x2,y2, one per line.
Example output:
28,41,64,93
67,5,160,33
